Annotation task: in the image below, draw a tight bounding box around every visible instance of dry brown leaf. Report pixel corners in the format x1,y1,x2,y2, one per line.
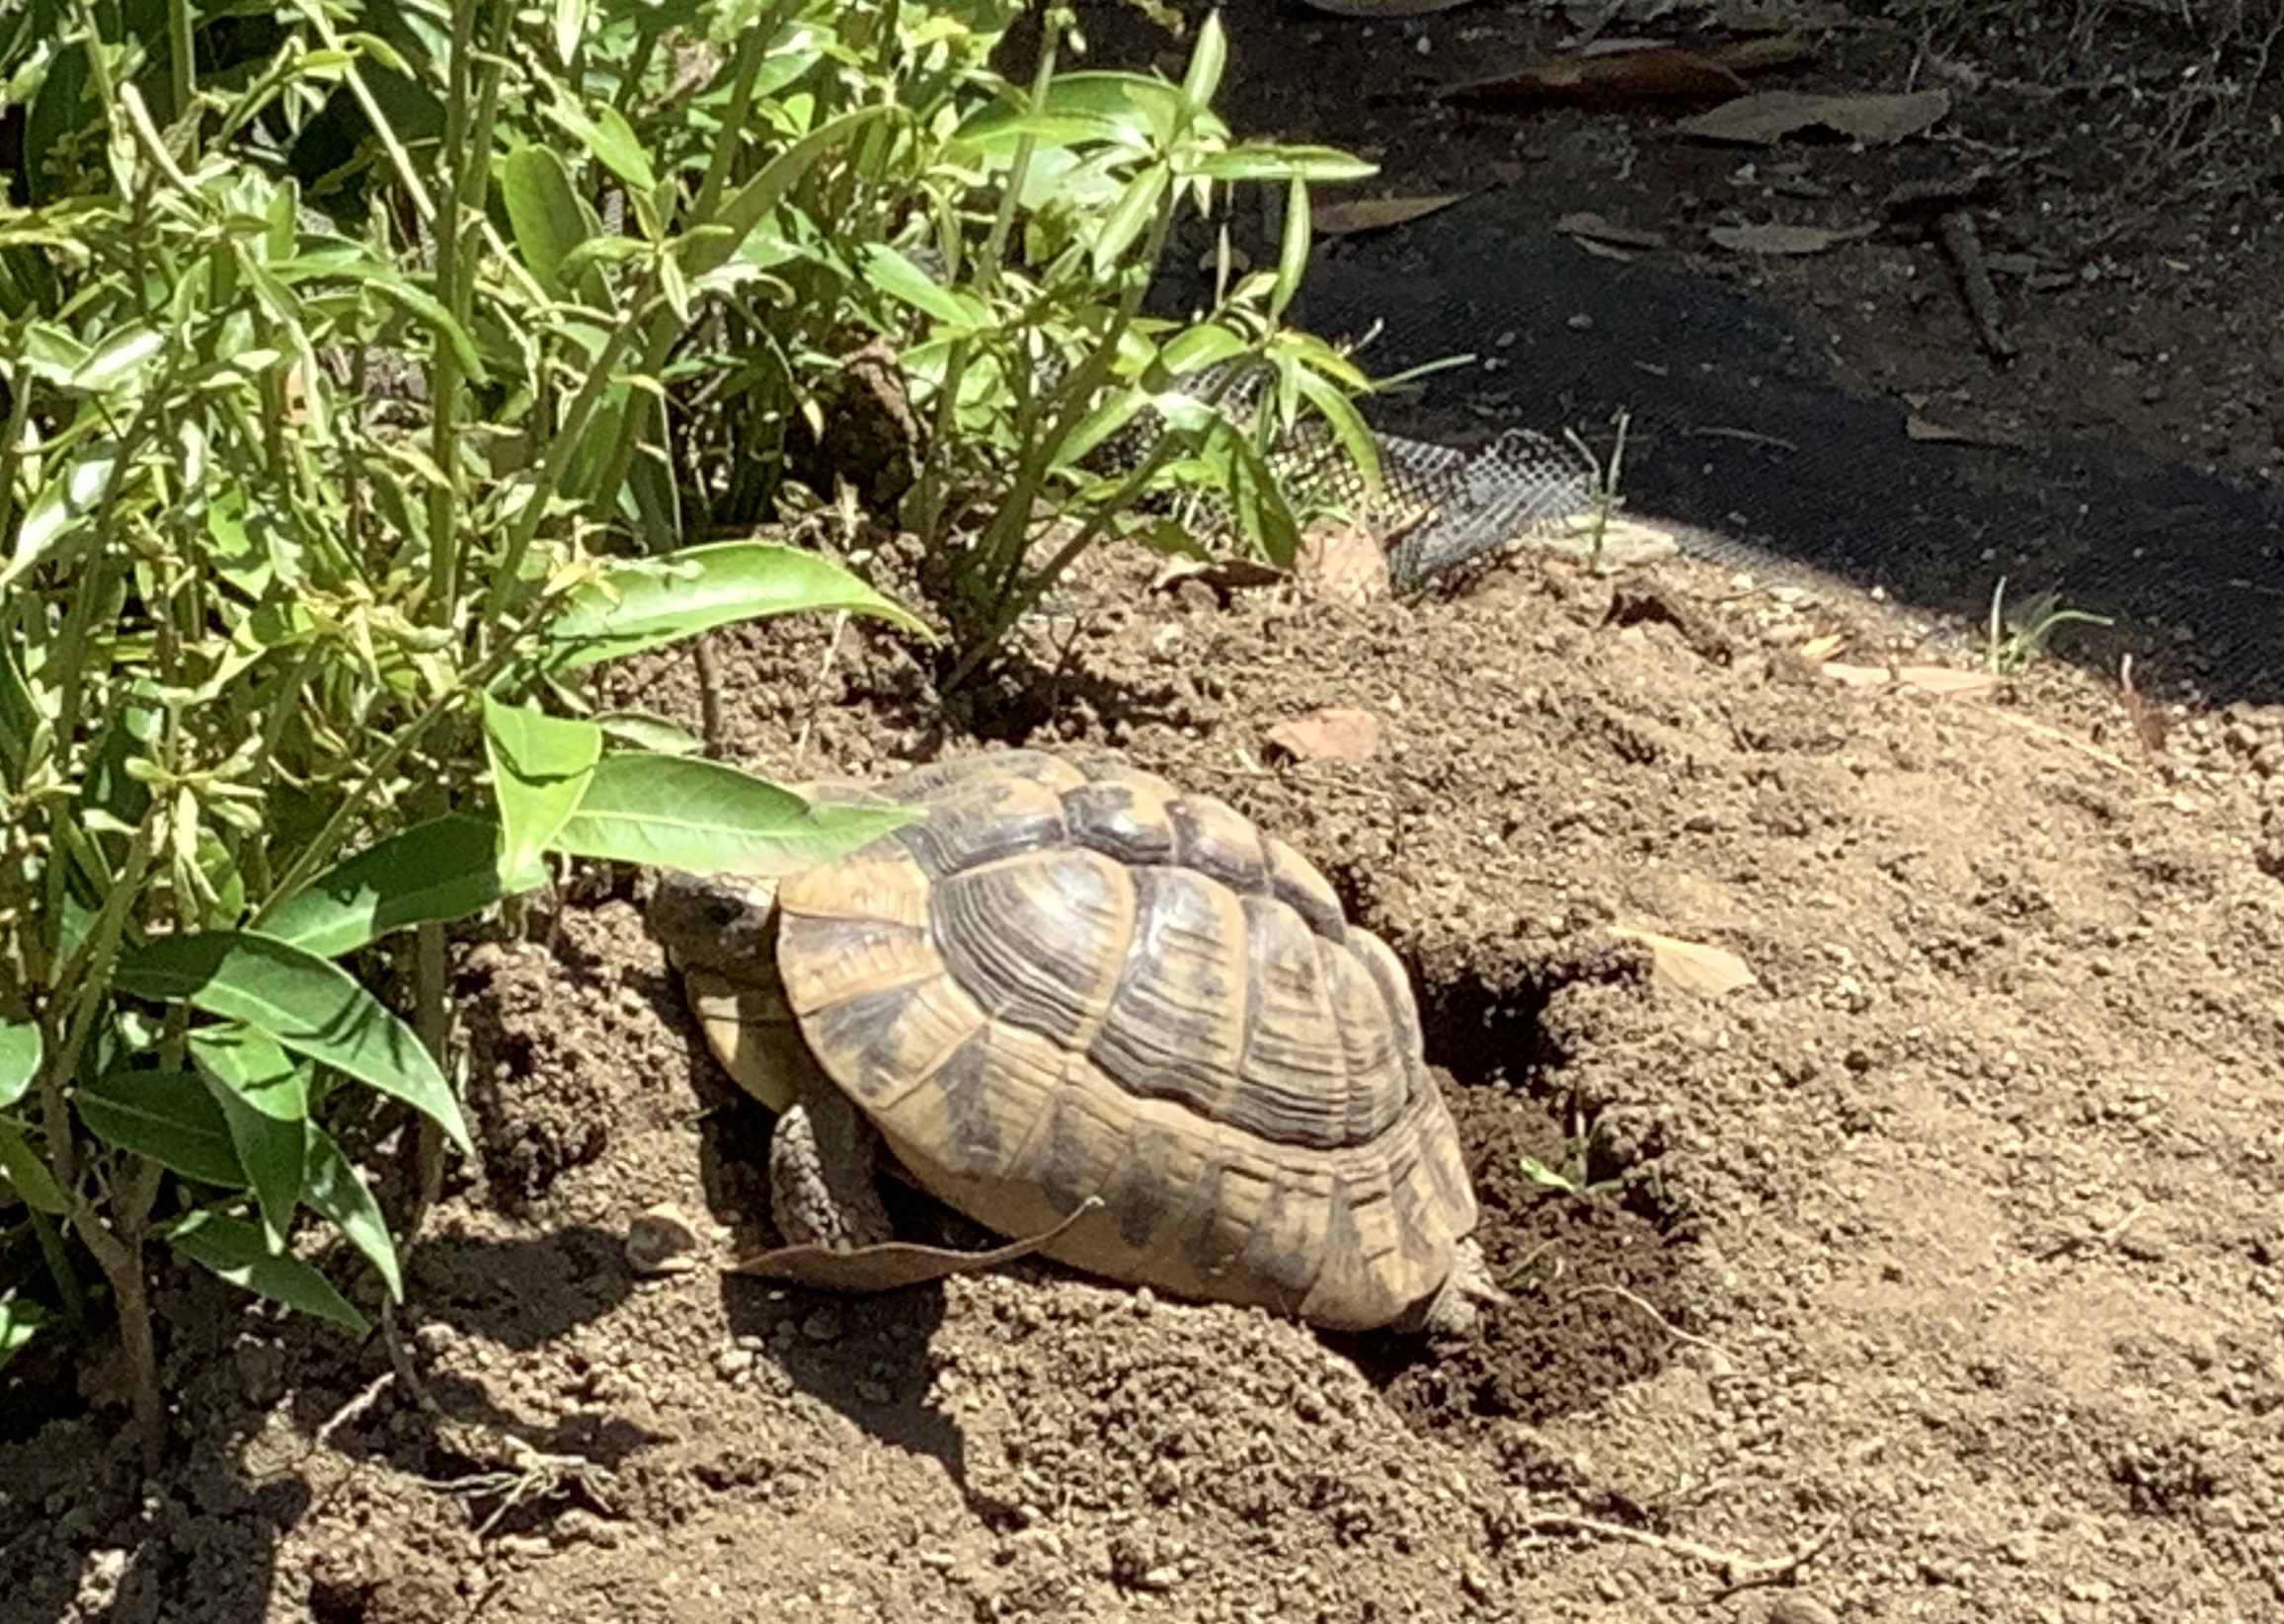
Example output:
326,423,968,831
1611,926,1758,999
1446,43,1747,108
1905,413,1972,441
1680,88,1950,145
1904,414,2023,447
1556,211,1669,250
1300,0,1474,14
1571,236,1636,264
1313,193,1469,237
281,356,312,427
1707,221,1872,255
1296,518,1390,604
1797,632,1848,661
1895,665,1998,696
1702,32,1817,73
1265,708,1383,764
1820,660,1998,697
2119,654,2169,755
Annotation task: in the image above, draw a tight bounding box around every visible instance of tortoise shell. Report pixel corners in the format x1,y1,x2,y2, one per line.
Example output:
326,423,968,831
769,749,1478,1332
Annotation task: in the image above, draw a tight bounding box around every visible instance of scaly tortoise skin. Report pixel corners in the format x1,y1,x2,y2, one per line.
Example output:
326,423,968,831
646,748,1499,1333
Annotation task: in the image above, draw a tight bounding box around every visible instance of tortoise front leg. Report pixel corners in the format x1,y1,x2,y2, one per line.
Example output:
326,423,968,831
768,1089,895,1252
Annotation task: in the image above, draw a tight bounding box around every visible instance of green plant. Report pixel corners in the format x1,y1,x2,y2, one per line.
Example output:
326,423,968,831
1516,1099,1623,1200
598,3,1384,678
1982,576,2114,675
0,0,930,1460
883,11,1380,676
1561,409,1631,573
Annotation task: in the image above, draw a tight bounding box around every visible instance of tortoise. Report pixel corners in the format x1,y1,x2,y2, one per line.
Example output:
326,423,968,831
645,748,1502,1334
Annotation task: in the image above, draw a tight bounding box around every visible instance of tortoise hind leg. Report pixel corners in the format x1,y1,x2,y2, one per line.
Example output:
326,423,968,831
769,1091,895,1251
1414,1239,1510,1336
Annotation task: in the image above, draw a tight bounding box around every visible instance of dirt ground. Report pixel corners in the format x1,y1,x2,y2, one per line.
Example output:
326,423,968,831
9,3,2284,1622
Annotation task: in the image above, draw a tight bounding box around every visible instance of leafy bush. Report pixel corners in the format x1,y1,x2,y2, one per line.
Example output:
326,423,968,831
0,0,1376,1458
0,1,921,1457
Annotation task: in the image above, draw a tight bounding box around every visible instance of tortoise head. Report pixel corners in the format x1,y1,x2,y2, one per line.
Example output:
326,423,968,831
646,869,782,979
648,869,824,1115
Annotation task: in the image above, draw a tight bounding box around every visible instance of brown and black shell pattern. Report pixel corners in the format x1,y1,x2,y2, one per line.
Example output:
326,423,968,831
774,749,1479,1332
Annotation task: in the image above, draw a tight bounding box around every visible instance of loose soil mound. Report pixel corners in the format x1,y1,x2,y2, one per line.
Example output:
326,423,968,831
9,534,2282,1623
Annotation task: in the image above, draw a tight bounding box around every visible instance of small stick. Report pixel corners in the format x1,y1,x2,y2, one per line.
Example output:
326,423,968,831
693,636,728,758
793,610,849,772
311,1370,396,1456
1566,1281,1738,1367
1987,706,2138,774
1935,209,2016,362
1523,1509,1845,1591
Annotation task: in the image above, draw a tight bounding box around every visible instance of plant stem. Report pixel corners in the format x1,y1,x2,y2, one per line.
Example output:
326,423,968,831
410,919,450,1232
424,0,482,622
73,1153,164,1468
166,0,195,117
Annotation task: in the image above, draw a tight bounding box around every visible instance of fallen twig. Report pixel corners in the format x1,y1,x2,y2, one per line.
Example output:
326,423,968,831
1523,1508,1846,1593
1566,1281,1739,1370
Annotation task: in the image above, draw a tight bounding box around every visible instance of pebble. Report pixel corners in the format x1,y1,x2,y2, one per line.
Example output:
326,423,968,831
624,1202,705,1276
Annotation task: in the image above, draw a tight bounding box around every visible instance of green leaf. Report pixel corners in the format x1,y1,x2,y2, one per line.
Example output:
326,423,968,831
1183,424,1297,569
77,1068,246,1187
951,108,1121,155
544,98,657,193
262,815,512,960
594,712,702,756
0,1121,66,1213
1029,72,1189,147
301,1124,402,1300
0,1297,43,1372
1190,144,1377,184
114,933,472,1157
857,244,983,331
1056,386,1155,472
701,108,897,278
165,1211,366,1333
485,698,602,887
7,442,115,586
70,326,166,394
192,1027,311,1255
0,1018,39,1109
534,540,927,673
1273,175,1310,319
1092,166,1169,273
307,255,487,385
1180,11,1227,109
553,753,913,876
501,143,595,302
1290,362,1384,497
1159,325,1251,378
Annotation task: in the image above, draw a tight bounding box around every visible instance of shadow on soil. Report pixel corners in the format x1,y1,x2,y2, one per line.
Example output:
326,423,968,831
1286,194,2284,705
